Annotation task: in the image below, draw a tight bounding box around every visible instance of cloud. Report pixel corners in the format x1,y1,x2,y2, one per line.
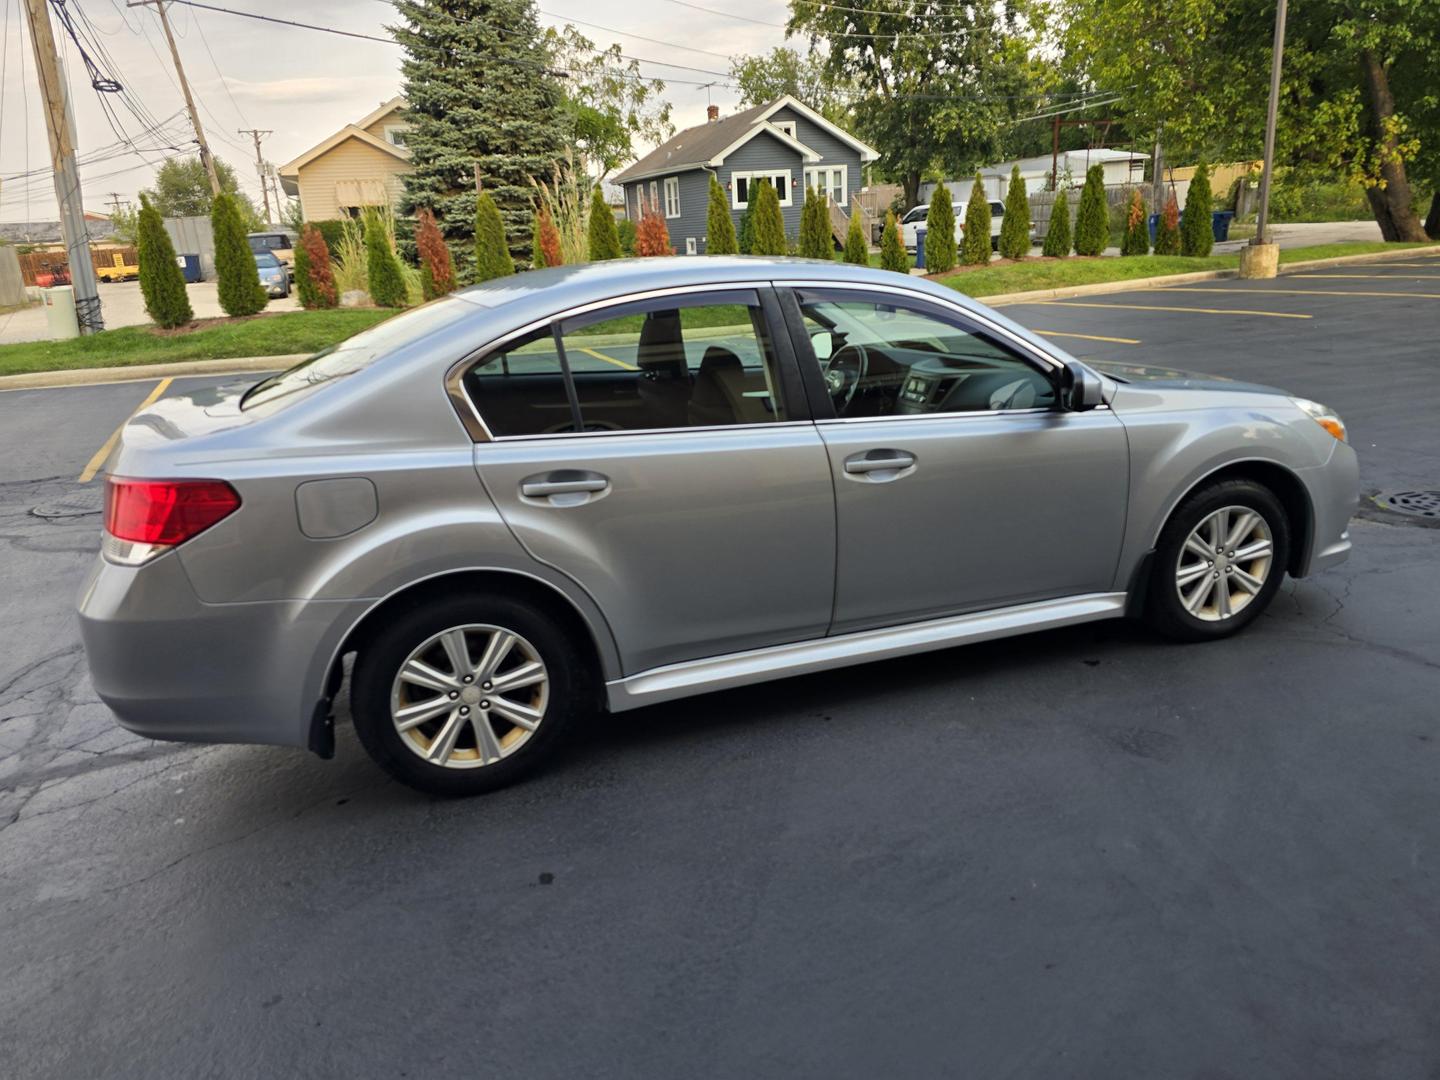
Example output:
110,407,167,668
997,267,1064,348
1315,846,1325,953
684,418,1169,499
220,77,399,106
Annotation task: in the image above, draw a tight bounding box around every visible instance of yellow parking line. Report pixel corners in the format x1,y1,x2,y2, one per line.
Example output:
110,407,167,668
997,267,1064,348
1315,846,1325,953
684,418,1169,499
1036,301,1311,320
77,377,172,484
1034,329,1141,345
1163,286,1440,300
575,345,637,371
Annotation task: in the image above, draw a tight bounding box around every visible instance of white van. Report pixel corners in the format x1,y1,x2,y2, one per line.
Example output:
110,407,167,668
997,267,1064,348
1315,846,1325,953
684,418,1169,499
901,200,1006,253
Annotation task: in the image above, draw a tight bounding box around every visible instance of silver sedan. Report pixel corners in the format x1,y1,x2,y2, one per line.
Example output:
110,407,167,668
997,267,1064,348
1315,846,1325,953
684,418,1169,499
77,257,1357,795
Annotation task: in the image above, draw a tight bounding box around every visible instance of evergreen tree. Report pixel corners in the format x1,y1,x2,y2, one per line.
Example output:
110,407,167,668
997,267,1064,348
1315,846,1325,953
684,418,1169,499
879,209,908,274
737,200,756,255
587,186,622,260
364,208,409,307
415,208,456,298
474,191,515,280
211,191,266,317
1181,162,1214,257
617,218,637,256
1073,164,1109,256
800,187,833,259
961,176,992,265
295,224,338,309
843,209,868,265
1120,188,1150,256
1154,191,1182,255
394,0,566,279
706,175,738,254
749,180,787,256
1042,190,1072,257
998,166,1031,260
135,193,192,328
925,182,957,273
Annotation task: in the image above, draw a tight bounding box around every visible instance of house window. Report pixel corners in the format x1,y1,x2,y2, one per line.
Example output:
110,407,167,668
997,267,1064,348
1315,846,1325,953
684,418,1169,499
804,166,847,208
685,237,697,255
663,176,681,219
730,171,793,210
648,180,659,214
383,125,408,147
773,120,796,140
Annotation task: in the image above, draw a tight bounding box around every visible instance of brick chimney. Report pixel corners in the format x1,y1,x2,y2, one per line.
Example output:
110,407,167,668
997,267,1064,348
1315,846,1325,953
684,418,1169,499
707,104,720,123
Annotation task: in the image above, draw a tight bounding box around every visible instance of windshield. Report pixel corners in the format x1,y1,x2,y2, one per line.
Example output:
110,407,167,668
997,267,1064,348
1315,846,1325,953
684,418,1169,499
240,298,472,411
902,206,928,224
253,252,280,268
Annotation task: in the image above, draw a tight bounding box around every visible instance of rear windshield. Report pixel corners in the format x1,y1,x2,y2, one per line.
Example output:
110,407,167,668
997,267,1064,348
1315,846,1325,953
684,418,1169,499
253,252,280,268
247,234,290,253
240,298,472,411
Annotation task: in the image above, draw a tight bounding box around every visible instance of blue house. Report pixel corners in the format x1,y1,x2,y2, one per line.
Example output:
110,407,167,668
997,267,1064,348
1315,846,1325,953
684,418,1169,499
613,96,880,254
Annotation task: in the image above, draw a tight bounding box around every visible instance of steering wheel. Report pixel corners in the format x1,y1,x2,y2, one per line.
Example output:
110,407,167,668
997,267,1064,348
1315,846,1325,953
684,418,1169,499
823,342,869,412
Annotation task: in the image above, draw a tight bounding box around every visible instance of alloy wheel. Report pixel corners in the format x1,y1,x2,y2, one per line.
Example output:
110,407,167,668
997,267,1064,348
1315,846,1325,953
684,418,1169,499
1174,505,1274,622
389,624,549,768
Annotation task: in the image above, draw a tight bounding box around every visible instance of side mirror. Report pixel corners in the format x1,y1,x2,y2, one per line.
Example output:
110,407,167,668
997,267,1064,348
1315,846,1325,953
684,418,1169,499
1059,360,1104,412
810,330,834,361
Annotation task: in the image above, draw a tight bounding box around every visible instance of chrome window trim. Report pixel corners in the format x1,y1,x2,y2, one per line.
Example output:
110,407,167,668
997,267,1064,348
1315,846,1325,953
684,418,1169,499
774,277,1070,373
443,281,784,444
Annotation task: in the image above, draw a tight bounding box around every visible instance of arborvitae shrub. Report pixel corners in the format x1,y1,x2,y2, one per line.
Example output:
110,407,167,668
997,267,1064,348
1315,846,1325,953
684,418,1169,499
474,191,515,280
1181,162,1214,257
136,193,193,328
212,191,266,316
1073,164,1109,256
843,210,868,265
415,208,455,298
998,165,1032,260
1120,188,1150,256
800,187,833,259
587,186,622,260
363,208,408,307
961,175,992,265
880,209,908,274
1042,191,1072,257
1154,192,1182,255
295,224,338,308
925,181,957,273
706,175,738,254
749,180,787,256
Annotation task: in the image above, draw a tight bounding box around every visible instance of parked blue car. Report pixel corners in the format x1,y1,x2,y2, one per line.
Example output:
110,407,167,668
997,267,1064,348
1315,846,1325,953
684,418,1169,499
254,251,290,298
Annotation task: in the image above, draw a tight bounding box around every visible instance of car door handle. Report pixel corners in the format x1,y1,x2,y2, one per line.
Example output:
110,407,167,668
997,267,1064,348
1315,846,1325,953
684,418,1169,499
843,450,916,476
519,471,611,506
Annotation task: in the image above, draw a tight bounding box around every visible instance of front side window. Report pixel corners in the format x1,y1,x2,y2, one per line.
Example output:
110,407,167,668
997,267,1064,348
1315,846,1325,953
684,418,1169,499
463,292,789,437
901,206,927,225
795,290,1055,419
663,176,681,219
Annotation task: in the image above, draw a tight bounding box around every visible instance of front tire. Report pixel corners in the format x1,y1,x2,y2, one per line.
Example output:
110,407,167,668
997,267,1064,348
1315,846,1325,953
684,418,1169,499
1145,478,1290,641
350,594,587,795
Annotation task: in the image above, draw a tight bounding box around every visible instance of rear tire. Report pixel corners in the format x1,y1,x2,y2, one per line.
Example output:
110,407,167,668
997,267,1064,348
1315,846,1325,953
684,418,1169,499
1145,478,1290,642
350,593,587,796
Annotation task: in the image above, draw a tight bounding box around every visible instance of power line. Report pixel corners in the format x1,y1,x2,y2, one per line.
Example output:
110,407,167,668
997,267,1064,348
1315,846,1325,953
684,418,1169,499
535,9,732,61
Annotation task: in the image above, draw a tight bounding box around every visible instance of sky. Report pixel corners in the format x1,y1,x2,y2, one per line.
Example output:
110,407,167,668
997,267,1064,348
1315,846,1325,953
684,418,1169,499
0,0,789,223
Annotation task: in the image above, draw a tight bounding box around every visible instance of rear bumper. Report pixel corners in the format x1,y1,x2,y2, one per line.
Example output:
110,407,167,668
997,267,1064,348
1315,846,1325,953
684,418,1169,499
77,552,367,749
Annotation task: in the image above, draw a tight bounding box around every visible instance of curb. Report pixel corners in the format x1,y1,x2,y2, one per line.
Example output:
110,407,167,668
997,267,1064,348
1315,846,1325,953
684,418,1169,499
977,245,1440,307
0,353,304,392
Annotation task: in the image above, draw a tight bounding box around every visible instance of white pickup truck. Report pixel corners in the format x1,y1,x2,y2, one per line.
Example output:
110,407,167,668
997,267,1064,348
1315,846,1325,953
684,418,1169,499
901,200,1006,253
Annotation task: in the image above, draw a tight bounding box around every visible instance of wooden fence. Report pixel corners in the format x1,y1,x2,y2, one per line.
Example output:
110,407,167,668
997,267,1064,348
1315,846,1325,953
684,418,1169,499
15,246,138,286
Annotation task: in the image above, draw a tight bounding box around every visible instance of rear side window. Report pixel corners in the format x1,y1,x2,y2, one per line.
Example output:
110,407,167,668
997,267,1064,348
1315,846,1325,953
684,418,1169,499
462,291,789,437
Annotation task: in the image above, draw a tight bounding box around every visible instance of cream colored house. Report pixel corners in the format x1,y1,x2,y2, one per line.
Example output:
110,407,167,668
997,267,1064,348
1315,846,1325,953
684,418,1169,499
278,98,412,221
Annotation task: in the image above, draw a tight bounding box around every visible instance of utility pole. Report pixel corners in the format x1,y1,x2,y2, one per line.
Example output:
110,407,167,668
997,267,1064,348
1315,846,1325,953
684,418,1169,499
239,128,274,224
265,163,285,226
106,192,127,216
1150,126,1166,214
22,0,103,333
1241,0,1288,278
129,1,221,195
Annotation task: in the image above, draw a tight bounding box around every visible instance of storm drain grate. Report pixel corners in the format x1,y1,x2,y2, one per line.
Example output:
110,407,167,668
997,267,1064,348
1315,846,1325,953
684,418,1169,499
30,489,104,520
1375,490,1440,519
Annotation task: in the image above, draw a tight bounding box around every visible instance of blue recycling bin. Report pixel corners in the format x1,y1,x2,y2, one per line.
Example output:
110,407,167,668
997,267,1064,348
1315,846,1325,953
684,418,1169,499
915,225,928,270
176,253,201,283
1147,213,1160,244
1211,210,1235,241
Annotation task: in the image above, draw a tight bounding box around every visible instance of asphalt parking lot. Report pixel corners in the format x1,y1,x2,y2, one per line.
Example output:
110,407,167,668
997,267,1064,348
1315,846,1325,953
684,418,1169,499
2,261,1438,1078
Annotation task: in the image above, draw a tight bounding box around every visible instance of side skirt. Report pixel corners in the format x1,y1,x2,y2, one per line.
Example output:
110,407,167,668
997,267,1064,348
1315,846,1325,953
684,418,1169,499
606,592,1128,712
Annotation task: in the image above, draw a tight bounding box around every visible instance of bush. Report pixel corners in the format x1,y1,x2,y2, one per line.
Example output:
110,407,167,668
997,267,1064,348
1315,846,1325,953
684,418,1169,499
295,224,337,309
617,217,637,256
587,186,622,261
332,217,367,295
925,181,957,273
1154,192,1182,255
706,175,738,254
363,207,408,308
1042,191,1071,258
536,206,563,267
212,191,266,317
843,210,868,265
1120,189,1150,256
1073,165,1108,256
1181,163,1213,257
737,199,756,255
998,166,1031,260
800,187,833,260
474,191,515,281
135,193,193,328
880,209,908,274
414,208,455,299
749,180,787,256
961,176,992,265
635,197,674,256
309,219,348,253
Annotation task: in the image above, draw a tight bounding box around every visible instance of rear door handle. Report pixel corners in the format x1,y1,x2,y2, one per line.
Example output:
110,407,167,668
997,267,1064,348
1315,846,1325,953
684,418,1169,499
844,450,916,476
520,471,611,505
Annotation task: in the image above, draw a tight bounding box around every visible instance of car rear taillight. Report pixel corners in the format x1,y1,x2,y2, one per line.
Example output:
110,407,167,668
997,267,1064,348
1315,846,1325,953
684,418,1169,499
102,478,240,564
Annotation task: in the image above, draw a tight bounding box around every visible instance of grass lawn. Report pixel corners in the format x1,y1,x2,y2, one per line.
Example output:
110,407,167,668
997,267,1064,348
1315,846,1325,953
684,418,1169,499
0,308,395,377
933,241,1438,298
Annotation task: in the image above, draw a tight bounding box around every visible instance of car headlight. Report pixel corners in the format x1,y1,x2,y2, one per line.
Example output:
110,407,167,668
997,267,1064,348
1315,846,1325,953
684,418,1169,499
1292,397,1347,443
